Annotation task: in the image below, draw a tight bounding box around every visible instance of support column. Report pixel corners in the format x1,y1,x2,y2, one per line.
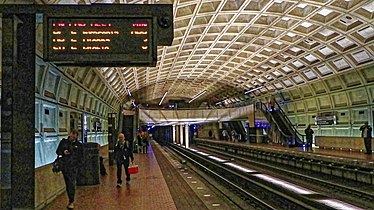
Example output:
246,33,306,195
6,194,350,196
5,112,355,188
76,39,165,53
172,125,176,144
108,113,116,166
122,114,134,146
185,124,189,148
175,125,179,144
1,14,35,209
213,122,220,140
179,124,184,146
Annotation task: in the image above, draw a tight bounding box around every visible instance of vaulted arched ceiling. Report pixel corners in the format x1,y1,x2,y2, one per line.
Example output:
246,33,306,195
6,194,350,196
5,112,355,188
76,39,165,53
26,0,374,107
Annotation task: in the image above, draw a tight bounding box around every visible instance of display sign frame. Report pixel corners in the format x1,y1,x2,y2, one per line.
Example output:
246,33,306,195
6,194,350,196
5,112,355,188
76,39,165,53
43,15,157,67
315,111,337,125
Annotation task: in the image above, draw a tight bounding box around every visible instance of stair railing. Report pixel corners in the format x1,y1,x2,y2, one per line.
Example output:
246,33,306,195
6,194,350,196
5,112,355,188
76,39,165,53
255,102,295,144
256,102,305,145
272,100,305,144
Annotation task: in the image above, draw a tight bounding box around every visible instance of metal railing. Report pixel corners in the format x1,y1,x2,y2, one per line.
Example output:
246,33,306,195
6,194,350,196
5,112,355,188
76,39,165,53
256,102,305,145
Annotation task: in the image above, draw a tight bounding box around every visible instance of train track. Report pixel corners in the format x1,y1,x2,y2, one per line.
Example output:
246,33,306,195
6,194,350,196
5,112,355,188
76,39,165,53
161,146,250,210
194,142,373,210
167,143,361,210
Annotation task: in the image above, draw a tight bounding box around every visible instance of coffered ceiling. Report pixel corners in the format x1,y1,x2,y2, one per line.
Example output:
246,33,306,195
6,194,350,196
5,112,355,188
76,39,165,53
10,0,374,107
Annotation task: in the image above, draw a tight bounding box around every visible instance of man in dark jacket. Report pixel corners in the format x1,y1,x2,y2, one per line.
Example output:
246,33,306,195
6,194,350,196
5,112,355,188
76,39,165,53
56,130,83,209
360,122,372,155
114,132,134,187
304,125,314,152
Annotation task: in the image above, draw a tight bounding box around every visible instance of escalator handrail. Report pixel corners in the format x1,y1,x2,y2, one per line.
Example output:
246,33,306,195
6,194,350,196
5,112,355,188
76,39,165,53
233,121,246,140
272,100,305,142
256,102,305,143
255,102,294,140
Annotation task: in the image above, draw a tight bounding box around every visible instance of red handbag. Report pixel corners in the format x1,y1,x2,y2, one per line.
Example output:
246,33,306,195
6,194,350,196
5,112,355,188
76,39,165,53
128,165,139,174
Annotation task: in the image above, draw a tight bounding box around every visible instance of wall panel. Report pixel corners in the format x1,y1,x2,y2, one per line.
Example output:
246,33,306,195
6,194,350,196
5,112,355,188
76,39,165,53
348,88,368,105
305,98,317,111
317,95,331,110
43,71,59,99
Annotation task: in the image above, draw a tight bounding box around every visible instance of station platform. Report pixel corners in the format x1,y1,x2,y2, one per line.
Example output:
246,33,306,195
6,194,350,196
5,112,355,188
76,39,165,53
44,142,177,210
44,141,233,210
248,141,372,161
43,138,373,210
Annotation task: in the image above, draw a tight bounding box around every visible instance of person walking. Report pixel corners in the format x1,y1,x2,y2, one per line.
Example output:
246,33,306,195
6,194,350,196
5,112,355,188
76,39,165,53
208,130,213,139
114,133,134,187
56,130,83,209
304,125,314,152
141,131,149,154
136,131,143,153
360,122,372,155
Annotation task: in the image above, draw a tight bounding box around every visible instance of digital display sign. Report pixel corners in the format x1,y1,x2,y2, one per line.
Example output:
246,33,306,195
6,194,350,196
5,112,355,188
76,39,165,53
44,17,156,66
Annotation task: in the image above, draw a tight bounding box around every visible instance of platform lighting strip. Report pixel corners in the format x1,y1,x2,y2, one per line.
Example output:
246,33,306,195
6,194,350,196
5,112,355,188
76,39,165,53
197,151,210,156
253,174,315,195
316,199,364,210
215,101,223,105
188,90,207,103
244,86,263,94
159,91,168,105
189,147,364,209
223,162,256,173
208,155,227,162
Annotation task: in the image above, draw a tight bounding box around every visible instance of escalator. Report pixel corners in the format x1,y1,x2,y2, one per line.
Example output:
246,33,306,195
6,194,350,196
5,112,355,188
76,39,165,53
221,121,246,142
230,121,246,142
256,102,304,147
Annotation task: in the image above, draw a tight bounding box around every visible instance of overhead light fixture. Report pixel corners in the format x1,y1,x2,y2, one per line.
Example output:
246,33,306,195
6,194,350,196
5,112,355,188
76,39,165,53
159,91,168,105
188,90,207,103
126,87,131,96
244,86,263,94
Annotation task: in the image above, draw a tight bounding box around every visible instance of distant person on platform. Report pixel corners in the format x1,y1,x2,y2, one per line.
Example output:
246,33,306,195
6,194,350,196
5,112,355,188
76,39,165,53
141,131,149,154
231,130,237,142
208,130,213,139
222,130,228,141
268,95,276,112
360,122,372,155
136,130,143,153
115,133,134,187
56,130,83,210
304,125,314,152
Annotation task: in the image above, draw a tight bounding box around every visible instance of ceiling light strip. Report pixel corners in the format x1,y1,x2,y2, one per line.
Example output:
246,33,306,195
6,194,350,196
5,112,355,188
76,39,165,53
159,91,168,105
126,87,131,96
188,90,207,103
244,86,263,94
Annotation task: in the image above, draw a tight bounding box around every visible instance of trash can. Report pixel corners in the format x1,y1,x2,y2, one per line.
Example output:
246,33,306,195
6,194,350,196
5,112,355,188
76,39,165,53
77,142,100,186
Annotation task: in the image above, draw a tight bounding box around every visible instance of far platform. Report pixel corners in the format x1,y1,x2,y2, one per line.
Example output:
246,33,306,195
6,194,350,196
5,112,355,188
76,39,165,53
195,138,374,170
